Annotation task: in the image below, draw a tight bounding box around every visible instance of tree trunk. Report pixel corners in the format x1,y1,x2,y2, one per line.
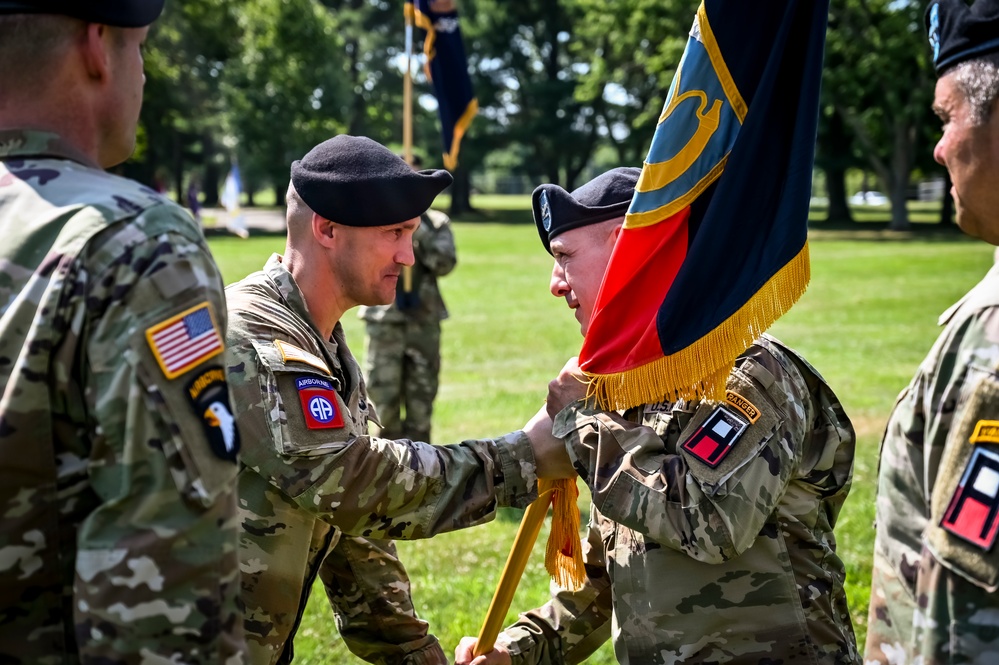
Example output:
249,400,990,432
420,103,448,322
887,120,912,231
202,140,220,208
449,166,473,216
172,130,184,204
824,164,853,223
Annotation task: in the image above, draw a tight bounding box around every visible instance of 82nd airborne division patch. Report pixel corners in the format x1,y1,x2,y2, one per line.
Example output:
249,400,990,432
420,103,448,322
297,376,345,430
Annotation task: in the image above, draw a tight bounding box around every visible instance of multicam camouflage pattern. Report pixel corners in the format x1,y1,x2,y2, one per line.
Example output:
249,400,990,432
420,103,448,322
865,265,999,665
360,210,456,442
225,254,538,664
0,129,244,663
497,335,859,664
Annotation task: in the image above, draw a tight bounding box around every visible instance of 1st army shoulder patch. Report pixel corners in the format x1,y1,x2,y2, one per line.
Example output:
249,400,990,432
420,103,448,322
681,405,749,468
146,302,224,379
297,376,345,429
941,446,999,551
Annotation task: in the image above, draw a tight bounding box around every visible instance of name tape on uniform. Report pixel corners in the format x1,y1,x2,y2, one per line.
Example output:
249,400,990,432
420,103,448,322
275,339,331,375
146,302,224,380
296,376,344,429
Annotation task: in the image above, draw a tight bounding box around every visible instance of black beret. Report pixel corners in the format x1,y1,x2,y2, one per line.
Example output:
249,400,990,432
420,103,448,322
0,0,164,27
533,167,641,255
926,0,999,75
291,135,453,228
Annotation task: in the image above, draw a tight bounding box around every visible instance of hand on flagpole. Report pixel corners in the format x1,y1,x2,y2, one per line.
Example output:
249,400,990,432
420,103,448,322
523,406,574,479
454,637,511,665
546,356,589,419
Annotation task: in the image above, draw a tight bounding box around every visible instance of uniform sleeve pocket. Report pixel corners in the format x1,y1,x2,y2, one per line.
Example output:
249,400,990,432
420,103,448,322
251,339,356,457
127,330,238,509
677,369,785,494
926,369,999,591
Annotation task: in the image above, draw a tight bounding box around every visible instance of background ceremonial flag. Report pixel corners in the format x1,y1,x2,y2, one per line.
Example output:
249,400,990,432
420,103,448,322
581,0,829,410
406,0,478,170
221,163,248,239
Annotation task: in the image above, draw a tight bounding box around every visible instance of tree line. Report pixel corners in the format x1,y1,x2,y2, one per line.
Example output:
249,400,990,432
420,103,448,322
124,0,942,230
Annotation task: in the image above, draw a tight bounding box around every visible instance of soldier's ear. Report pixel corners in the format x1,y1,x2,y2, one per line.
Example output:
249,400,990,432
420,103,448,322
79,23,112,83
311,213,337,248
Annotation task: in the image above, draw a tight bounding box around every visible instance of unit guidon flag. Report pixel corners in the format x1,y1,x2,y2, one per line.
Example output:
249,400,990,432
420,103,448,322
406,0,478,170
579,0,829,410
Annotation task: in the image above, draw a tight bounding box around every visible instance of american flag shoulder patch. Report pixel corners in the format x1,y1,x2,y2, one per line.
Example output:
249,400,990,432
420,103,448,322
146,302,224,379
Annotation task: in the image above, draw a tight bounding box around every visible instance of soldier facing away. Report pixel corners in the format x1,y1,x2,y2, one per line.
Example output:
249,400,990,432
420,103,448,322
864,2,999,663
223,135,574,664
360,154,456,443
456,168,860,665
0,1,245,662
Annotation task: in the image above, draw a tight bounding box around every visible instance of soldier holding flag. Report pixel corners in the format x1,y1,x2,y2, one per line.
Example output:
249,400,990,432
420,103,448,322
459,0,860,663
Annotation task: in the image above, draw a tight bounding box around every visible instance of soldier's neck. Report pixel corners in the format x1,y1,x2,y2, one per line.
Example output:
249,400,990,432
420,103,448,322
281,249,346,340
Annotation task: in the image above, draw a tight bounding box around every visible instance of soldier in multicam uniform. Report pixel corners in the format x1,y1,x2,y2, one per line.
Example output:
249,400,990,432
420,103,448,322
360,154,457,443
0,1,245,663
864,2,999,663
223,135,574,665
457,168,860,665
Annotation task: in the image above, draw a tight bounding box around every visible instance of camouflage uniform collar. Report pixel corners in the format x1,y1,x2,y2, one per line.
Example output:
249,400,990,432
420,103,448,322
0,129,99,168
262,253,340,353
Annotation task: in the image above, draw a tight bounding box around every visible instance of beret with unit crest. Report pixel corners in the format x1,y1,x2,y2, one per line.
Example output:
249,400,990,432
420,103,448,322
532,167,641,255
291,135,453,227
926,0,999,75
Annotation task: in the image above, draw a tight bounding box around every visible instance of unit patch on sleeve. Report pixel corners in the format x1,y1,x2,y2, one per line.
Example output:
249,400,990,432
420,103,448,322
941,446,999,551
970,419,999,445
186,366,240,461
275,339,331,375
297,376,345,429
146,302,224,379
681,405,749,468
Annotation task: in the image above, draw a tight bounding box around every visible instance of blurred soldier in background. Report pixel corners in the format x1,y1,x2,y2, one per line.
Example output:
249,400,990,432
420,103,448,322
360,153,457,443
0,1,245,661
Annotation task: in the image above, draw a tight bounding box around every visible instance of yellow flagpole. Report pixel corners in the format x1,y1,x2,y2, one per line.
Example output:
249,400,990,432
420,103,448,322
402,2,414,291
472,489,555,657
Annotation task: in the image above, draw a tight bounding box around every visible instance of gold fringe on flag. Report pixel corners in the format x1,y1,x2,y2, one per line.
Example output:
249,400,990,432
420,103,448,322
540,477,586,591
585,241,810,412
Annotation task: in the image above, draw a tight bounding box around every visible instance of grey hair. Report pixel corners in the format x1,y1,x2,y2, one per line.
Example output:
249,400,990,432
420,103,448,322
949,53,999,125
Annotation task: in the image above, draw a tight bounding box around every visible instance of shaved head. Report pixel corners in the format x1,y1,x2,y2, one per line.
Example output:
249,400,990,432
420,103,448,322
0,14,83,96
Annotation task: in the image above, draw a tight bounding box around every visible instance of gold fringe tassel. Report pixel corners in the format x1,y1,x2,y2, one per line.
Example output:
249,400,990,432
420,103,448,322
586,242,810,411
539,477,586,591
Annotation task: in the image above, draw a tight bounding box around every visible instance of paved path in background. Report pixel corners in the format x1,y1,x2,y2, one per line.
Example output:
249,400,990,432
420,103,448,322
199,207,287,237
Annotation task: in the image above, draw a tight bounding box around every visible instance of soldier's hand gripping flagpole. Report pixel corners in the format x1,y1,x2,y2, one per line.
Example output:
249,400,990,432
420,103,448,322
473,478,585,657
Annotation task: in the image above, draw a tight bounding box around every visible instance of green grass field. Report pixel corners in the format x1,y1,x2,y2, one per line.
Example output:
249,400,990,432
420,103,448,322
207,206,994,664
